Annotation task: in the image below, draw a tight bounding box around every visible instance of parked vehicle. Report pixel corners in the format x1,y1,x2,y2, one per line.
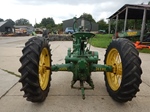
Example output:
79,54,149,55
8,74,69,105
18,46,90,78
98,30,106,34
65,27,74,34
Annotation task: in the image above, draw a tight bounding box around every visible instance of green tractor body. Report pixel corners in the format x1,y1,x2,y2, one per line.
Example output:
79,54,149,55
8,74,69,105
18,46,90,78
51,32,112,99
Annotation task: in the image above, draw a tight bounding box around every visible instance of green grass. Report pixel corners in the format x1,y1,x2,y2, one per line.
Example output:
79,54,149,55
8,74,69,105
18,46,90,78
89,34,112,48
90,34,150,54
138,49,150,54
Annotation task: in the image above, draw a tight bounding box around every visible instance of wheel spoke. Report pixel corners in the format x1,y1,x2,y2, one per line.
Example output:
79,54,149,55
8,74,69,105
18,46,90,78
112,53,117,61
39,74,43,84
117,68,122,75
117,75,122,85
116,54,120,62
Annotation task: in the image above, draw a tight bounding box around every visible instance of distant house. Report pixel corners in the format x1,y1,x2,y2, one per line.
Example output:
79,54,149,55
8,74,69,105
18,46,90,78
0,21,14,33
14,25,34,35
63,18,98,32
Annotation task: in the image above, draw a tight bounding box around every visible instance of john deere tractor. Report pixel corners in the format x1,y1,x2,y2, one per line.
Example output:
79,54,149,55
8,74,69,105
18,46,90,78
18,17,142,103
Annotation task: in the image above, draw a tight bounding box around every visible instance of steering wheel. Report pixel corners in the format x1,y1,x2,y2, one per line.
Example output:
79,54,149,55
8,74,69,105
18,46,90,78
73,17,92,32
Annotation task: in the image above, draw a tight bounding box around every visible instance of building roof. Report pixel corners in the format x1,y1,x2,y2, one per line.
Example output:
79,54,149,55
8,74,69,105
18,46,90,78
0,21,6,27
108,4,150,19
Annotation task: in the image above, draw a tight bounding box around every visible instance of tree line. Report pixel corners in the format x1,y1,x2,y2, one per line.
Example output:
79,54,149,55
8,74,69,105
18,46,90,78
2,13,147,33
0,13,109,32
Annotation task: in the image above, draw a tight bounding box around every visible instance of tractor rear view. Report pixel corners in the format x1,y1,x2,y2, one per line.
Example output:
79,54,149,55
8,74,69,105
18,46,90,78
18,17,142,103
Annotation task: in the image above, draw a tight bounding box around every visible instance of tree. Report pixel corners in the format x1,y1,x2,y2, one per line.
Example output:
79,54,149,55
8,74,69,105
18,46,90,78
51,23,63,33
80,13,96,22
34,23,42,28
56,23,63,31
0,18,4,22
5,19,15,26
41,18,47,27
97,19,108,31
34,17,58,32
15,18,31,26
41,17,55,29
117,20,125,31
109,19,143,33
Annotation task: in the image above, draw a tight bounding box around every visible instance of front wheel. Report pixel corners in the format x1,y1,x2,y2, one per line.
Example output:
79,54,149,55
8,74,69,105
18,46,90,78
18,37,52,102
104,38,142,103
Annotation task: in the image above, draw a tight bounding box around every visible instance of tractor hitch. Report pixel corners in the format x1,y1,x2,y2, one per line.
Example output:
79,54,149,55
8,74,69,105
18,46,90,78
71,80,94,99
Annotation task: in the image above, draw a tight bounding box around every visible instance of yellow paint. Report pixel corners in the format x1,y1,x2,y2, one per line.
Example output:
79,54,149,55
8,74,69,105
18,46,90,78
96,67,106,71
127,31,137,36
106,48,122,91
59,68,68,71
39,48,50,90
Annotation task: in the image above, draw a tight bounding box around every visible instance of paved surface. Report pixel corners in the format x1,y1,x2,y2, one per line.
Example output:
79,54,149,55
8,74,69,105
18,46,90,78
0,36,150,112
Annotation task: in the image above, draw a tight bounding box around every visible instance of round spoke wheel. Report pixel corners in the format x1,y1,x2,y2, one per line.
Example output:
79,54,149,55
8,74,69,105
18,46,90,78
19,37,52,102
104,38,142,103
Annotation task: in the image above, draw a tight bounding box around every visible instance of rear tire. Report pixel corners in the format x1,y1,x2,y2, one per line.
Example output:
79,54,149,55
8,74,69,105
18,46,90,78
104,38,142,103
18,37,52,102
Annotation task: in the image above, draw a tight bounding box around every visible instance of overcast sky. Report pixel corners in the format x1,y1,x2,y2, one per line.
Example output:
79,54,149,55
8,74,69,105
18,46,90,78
1,0,149,25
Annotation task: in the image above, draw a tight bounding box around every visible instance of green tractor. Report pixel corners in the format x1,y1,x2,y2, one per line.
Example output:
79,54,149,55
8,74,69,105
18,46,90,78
18,17,142,103
115,28,150,42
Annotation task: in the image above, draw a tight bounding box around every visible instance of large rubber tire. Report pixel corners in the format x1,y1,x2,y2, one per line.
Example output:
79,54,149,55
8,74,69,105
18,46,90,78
18,37,52,102
104,38,142,103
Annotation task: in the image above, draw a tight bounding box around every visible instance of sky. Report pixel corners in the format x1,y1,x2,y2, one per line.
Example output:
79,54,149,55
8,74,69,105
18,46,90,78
1,0,150,25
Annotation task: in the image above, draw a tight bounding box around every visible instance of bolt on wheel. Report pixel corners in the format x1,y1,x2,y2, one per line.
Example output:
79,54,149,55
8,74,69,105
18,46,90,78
104,38,142,102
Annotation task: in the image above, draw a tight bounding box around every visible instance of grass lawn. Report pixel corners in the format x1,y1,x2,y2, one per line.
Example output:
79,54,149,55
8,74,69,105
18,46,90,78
89,34,112,48
90,34,150,54
138,49,150,54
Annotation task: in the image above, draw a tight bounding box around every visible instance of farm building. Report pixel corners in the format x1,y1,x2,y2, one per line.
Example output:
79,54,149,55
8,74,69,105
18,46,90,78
63,18,98,32
108,4,150,41
0,21,14,33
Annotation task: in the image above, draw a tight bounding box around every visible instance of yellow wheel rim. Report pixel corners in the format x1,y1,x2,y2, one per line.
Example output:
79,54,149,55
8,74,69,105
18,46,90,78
39,48,50,90
106,48,122,91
